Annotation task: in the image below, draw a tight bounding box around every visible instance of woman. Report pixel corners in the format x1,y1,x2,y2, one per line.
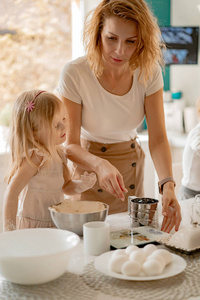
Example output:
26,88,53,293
57,0,181,232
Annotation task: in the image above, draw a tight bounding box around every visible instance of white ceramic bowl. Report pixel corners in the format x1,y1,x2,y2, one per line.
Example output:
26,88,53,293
0,228,80,285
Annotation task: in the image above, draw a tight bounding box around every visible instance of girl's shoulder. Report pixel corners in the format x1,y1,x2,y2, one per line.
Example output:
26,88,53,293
22,148,47,168
22,148,46,159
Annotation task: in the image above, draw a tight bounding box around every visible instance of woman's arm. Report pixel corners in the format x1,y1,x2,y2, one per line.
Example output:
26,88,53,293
60,95,127,200
145,88,181,232
3,153,42,231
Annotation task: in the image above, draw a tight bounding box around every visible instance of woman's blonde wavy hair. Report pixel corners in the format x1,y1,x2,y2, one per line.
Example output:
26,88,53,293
83,0,165,82
5,90,66,183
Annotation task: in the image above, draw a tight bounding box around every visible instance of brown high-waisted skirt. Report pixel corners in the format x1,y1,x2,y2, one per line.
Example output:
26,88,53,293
70,138,145,214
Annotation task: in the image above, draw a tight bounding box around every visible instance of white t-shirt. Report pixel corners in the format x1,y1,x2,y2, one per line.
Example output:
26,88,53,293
57,56,163,143
182,122,200,191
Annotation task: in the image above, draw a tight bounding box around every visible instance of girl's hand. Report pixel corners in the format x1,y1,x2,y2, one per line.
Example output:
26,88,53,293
64,144,127,200
95,159,128,201
80,171,97,190
71,172,97,194
161,185,181,233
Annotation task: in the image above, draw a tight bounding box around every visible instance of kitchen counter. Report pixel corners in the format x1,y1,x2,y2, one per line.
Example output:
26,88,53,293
1,198,200,300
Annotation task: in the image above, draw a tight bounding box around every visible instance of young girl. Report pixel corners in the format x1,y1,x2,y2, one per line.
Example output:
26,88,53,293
3,90,96,231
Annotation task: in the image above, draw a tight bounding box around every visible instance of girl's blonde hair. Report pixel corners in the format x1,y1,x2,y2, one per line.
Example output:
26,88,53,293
5,90,66,183
83,0,165,82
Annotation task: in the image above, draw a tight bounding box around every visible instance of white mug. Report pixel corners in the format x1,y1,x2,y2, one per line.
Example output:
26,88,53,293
83,221,110,256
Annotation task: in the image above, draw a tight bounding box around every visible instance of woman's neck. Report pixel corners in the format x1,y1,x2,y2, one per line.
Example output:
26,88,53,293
102,62,130,79
98,65,133,96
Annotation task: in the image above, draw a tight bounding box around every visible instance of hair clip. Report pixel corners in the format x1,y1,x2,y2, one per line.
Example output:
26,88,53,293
26,100,35,113
26,91,46,113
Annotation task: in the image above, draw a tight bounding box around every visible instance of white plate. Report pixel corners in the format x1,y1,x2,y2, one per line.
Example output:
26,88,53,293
94,251,187,281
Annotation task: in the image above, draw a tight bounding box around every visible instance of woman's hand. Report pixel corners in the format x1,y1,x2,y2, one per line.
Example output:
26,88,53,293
161,183,182,233
95,158,128,201
65,143,128,200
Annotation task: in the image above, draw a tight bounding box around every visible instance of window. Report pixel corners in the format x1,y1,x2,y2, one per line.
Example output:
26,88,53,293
0,0,71,124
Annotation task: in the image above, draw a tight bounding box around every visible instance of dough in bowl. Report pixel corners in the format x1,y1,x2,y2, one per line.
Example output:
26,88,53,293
51,200,106,214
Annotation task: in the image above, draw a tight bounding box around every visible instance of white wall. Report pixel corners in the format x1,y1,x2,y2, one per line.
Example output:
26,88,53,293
83,0,101,16
171,0,200,106
72,0,101,59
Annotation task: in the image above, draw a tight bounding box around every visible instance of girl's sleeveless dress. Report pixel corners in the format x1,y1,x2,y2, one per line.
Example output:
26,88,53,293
16,149,65,229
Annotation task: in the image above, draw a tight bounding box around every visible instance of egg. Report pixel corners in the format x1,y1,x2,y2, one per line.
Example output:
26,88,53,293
109,255,129,273
121,260,142,276
150,249,172,265
125,245,139,255
147,253,166,269
109,247,172,277
142,244,157,257
129,249,146,264
111,249,128,259
143,259,164,276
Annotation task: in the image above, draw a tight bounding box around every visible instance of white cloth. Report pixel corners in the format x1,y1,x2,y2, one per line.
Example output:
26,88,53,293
181,122,200,191
57,56,163,144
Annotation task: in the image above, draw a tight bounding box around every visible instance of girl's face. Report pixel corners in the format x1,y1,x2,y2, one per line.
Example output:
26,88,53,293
100,16,138,69
36,104,67,146
52,106,68,145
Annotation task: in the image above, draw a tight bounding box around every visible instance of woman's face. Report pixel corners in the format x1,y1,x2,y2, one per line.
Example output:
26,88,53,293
100,16,138,69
